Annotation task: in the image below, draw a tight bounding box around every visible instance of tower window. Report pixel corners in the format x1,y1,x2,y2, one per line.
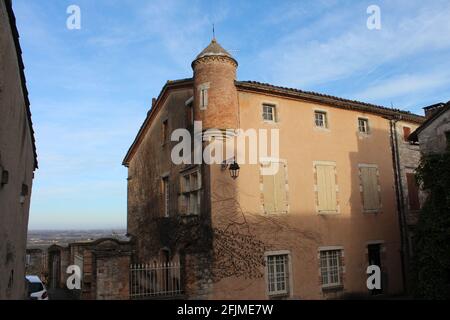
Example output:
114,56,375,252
200,88,208,110
262,104,276,122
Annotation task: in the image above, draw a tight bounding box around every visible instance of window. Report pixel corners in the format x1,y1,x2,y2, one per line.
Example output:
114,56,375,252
266,253,289,296
180,170,201,215
406,173,420,210
200,87,208,110
359,165,380,211
20,183,29,204
314,162,338,213
320,250,342,288
358,118,369,134
162,177,169,217
261,161,288,214
262,104,276,122
187,103,194,126
162,120,169,143
403,126,411,141
315,111,328,128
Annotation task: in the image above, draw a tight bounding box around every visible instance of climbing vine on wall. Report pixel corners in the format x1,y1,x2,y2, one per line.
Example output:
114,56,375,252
412,152,450,299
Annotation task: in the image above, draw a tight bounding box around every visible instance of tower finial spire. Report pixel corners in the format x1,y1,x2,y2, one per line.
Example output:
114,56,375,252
212,23,216,41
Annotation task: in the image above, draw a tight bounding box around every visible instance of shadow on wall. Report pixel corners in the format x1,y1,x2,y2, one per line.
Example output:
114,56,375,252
348,126,403,297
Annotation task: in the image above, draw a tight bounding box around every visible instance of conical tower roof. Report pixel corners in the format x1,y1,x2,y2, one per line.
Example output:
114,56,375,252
193,38,238,67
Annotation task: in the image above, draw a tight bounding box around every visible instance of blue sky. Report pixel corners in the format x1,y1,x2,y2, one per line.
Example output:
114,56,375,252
13,0,450,230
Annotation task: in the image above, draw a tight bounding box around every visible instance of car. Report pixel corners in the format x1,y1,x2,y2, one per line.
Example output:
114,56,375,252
26,275,49,300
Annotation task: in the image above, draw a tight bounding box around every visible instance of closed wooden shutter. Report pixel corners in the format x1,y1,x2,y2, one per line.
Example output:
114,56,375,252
406,173,420,210
361,166,380,210
274,163,287,213
263,162,287,213
316,163,337,212
263,173,276,213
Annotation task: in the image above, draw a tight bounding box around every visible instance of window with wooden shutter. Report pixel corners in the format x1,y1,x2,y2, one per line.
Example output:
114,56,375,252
359,165,380,211
406,173,420,210
315,162,337,213
262,162,288,214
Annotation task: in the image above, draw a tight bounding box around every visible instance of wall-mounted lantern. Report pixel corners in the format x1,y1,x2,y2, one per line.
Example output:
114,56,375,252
228,161,240,179
221,158,240,180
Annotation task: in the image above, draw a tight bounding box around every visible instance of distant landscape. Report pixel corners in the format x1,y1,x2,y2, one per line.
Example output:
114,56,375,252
27,229,128,249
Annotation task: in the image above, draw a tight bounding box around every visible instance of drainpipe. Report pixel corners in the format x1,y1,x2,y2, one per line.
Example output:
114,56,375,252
389,116,409,294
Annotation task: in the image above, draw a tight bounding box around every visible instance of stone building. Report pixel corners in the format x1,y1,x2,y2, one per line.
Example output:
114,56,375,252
123,38,424,299
0,0,38,300
25,248,48,281
68,238,132,300
47,245,70,290
387,115,424,291
46,238,132,300
409,102,450,155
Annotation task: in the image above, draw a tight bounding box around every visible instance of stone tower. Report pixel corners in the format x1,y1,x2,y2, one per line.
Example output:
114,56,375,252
192,38,239,130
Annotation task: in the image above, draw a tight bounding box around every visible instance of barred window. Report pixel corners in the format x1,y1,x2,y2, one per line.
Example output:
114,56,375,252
320,250,342,287
266,254,289,295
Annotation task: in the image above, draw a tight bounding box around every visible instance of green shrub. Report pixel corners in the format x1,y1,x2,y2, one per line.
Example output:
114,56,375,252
412,152,450,299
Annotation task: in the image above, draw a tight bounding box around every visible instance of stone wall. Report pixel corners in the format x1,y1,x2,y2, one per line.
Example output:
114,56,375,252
395,121,423,227
66,239,132,300
95,254,130,300
0,0,37,300
25,249,47,280
418,108,450,155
